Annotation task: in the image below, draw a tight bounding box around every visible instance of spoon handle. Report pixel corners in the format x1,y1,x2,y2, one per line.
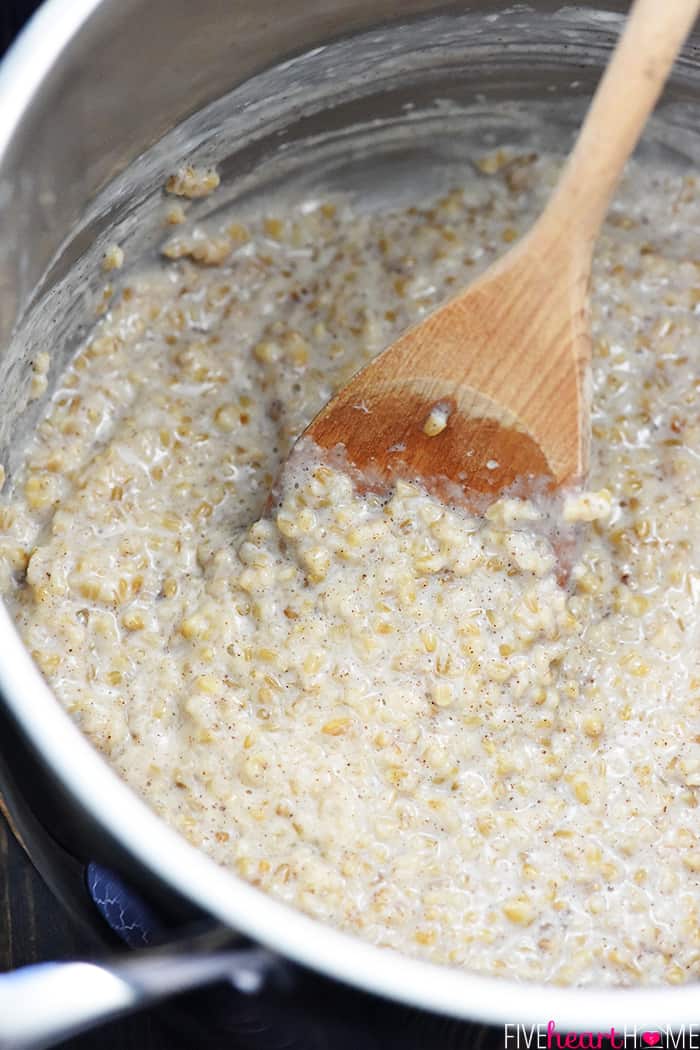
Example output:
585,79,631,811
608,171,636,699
540,0,700,253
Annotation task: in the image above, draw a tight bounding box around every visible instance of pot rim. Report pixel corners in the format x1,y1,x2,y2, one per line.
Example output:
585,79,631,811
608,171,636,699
1,0,698,1029
0,0,99,160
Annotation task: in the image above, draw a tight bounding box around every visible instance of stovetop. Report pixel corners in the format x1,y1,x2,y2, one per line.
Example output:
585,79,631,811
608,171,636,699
84,860,495,1050
2,817,498,1050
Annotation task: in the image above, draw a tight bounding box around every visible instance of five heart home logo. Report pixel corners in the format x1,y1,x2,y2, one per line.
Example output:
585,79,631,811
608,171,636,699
504,1022,700,1050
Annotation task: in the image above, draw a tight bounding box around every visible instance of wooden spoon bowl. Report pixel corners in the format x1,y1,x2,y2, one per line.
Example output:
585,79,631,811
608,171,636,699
295,0,699,511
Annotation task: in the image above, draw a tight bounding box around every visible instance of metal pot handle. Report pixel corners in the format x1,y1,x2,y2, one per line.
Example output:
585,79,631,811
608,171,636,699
0,937,287,1050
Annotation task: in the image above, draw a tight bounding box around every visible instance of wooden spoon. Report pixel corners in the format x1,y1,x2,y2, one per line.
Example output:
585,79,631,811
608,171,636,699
295,0,699,509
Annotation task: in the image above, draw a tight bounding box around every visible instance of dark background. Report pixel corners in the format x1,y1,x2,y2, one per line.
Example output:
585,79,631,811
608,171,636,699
1,0,42,45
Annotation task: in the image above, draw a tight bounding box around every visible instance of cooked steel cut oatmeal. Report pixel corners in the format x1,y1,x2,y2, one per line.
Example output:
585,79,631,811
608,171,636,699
1,149,700,986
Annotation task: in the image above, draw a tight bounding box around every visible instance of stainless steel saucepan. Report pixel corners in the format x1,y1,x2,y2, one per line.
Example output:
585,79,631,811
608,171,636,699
1,1,700,1044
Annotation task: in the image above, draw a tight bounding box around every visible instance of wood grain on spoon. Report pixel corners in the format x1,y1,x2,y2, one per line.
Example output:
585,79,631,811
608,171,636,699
301,0,700,508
